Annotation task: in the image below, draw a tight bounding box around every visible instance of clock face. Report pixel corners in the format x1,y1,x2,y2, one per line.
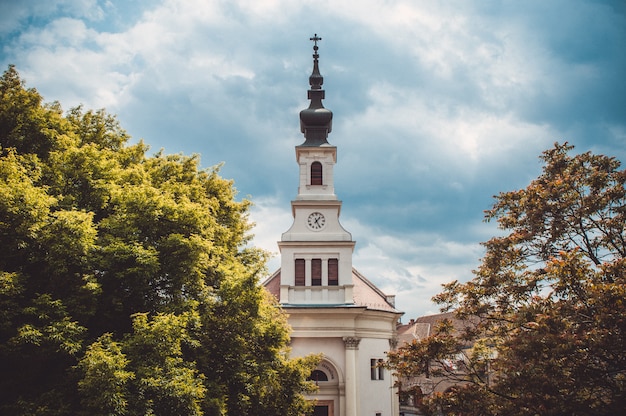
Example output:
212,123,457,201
307,212,326,230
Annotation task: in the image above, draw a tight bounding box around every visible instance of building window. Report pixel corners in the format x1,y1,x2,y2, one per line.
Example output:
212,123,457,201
313,406,329,416
328,258,338,286
295,259,305,286
311,258,322,286
311,161,323,185
308,370,328,382
371,359,384,380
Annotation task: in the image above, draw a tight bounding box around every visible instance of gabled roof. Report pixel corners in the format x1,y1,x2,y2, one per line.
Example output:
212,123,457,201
262,267,401,313
263,270,281,298
351,268,399,313
396,312,478,347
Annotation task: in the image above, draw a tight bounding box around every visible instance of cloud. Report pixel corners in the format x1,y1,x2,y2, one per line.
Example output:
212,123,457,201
249,196,487,318
346,217,487,317
1,0,625,320
0,0,105,36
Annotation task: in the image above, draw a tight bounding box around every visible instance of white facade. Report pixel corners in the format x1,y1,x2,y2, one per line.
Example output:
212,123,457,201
263,38,402,416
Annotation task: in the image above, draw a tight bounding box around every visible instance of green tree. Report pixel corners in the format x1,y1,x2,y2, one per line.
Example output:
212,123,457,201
386,142,626,415
77,333,134,416
0,66,318,415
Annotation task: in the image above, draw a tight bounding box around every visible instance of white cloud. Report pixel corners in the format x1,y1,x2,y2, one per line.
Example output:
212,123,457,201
249,196,484,318
0,0,105,35
346,217,484,319
2,0,624,322
338,81,554,188
248,196,294,272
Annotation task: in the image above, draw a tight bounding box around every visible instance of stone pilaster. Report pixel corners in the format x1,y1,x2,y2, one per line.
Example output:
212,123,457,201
343,337,360,416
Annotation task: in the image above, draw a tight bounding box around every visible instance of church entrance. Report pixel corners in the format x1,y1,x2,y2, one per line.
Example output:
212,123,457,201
313,405,329,416
306,361,338,416
311,400,334,416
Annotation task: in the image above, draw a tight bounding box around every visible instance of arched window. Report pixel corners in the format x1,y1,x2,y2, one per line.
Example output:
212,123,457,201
311,162,323,185
308,370,328,382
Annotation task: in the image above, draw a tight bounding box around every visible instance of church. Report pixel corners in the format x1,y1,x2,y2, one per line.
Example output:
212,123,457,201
263,36,403,416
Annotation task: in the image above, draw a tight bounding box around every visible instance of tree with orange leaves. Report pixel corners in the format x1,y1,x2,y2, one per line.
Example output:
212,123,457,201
387,143,626,415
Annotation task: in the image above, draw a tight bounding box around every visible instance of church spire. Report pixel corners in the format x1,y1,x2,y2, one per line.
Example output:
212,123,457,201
299,34,333,146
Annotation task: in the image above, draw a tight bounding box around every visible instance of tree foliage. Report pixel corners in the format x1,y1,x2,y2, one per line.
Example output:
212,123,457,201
0,65,318,415
386,142,626,415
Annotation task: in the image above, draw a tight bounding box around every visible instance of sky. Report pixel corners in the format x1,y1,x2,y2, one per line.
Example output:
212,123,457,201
1,0,625,320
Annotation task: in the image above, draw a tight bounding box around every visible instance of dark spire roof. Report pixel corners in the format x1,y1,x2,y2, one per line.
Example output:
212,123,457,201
299,34,333,146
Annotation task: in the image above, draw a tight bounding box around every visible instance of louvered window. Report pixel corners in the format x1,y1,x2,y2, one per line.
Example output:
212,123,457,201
311,258,322,286
295,259,305,286
311,162,322,185
328,258,338,286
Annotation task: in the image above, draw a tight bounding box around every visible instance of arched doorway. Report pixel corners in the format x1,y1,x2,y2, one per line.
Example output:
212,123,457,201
307,359,342,416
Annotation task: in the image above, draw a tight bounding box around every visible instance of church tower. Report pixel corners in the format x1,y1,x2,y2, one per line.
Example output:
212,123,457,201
278,34,355,306
263,35,402,416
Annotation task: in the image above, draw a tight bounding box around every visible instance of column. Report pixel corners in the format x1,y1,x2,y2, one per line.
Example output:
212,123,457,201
343,336,360,416
305,258,311,301
305,258,311,286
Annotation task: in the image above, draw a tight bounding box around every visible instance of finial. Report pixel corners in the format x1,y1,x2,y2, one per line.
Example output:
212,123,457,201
310,33,322,51
308,33,323,90
300,34,333,146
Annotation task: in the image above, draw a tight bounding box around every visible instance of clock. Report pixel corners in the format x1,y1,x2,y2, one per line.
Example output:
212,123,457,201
307,212,326,230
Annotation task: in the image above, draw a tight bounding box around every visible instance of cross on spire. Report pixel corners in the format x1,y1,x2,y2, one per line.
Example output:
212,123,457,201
310,33,322,52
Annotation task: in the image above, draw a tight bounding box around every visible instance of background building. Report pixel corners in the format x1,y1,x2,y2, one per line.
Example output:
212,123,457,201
395,312,483,416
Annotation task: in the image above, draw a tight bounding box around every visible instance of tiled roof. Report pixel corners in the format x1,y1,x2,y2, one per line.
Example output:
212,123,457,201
351,268,399,312
396,311,477,346
263,270,281,299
